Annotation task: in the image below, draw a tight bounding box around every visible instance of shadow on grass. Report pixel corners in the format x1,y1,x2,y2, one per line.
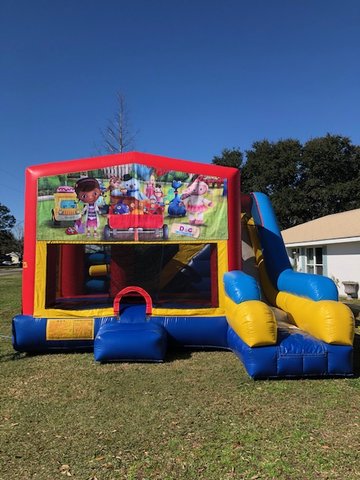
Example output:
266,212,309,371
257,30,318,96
0,346,224,365
3,340,360,379
164,346,227,363
343,302,360,377
0,347,94,363
352,333,360,377
0,351,29,362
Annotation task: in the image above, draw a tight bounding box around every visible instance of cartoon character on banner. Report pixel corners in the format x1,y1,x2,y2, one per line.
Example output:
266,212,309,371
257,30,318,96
122,174,147,201
154,183,164,205
145,174,156,198
120,174,148,213
75,177,101,237
147,195,163,215
95,179,109,214
168,180,186,217
113,199,130,215
180,176,212,225
108,176,126,205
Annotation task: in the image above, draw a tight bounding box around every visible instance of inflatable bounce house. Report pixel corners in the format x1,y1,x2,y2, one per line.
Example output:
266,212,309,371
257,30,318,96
12,152,355,378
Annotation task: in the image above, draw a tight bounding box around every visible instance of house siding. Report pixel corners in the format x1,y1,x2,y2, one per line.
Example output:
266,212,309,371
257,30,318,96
327,241,360,297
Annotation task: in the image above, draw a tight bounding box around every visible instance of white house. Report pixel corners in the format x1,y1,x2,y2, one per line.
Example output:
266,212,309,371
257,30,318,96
1,251,21,266
281,209,360,299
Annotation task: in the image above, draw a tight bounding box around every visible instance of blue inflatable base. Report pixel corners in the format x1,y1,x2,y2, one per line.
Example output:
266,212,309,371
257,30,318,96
228,326,353,379
94,322,168,362
12,314,353,377
12,313,229,353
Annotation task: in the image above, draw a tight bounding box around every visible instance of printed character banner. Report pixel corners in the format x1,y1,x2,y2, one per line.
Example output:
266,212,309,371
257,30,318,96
36,163,228,242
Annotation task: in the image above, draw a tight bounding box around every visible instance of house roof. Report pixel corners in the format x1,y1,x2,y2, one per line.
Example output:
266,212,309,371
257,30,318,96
281,208,360,244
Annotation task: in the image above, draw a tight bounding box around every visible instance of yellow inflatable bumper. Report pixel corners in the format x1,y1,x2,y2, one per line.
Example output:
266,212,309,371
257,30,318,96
225,297,277,347
277,293,354,345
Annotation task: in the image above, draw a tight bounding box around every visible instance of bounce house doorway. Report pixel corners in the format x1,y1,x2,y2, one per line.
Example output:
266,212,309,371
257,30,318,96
43,243,218,313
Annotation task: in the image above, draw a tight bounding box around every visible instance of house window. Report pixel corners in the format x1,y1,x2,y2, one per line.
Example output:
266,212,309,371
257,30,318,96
306,247,323,275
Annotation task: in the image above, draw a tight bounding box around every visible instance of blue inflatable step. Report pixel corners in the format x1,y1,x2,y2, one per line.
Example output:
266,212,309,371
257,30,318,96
94,322,168,362
119,304,147,323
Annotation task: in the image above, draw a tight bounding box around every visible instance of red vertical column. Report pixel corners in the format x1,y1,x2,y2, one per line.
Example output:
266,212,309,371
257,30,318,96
227,170,241,271
45,244,59,307
210,244,219,307
110,245,134,297
60,245,85,297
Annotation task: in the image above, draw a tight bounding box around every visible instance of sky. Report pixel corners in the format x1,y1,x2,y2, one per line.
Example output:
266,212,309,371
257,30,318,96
1,0,360,224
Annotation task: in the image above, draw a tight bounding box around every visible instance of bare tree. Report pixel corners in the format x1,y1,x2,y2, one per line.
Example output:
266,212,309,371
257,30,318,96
13,221,24,258
99,92,139,154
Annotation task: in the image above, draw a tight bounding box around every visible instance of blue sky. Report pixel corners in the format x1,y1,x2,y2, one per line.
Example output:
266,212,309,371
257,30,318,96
1,0,360,224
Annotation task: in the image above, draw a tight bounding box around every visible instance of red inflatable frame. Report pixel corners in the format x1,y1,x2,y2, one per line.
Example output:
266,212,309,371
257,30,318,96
22,151,241,315
113,286,153,316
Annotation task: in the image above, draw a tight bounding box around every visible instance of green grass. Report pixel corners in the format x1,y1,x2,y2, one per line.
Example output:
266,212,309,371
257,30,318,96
1,273,360,479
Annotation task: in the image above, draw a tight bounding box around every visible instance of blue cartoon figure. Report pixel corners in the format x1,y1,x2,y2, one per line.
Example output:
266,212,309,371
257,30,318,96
113,199,130,215
168,180,186,217
122,174,147,201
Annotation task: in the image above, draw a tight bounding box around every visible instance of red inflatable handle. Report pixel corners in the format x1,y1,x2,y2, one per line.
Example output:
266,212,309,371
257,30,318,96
113,286,152,316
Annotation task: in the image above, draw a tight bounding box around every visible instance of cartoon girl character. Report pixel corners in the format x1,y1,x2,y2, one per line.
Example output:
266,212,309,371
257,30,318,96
154,183,164,205
145,174,156,198
75,177,101,237
180,176,212,225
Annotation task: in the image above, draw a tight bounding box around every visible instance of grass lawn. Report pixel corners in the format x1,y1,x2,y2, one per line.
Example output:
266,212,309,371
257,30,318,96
1,273,360,479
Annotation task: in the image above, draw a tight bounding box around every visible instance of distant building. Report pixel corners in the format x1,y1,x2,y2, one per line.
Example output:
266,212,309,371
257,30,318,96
282,209,360,298
1,251,21,266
